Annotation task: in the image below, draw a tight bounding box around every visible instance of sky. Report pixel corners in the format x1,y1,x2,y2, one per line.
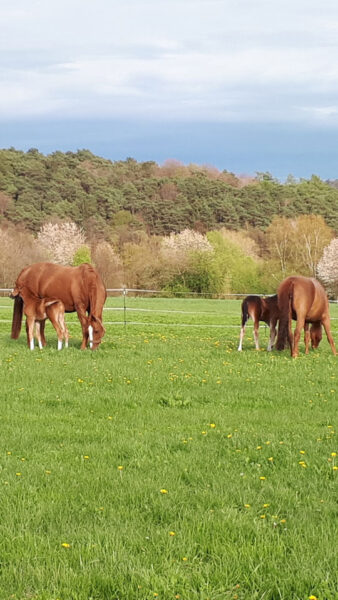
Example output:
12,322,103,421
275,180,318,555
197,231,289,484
1,0,338,179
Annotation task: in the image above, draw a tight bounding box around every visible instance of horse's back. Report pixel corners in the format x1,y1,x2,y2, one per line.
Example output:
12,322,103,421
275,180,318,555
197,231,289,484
280,276,328,321
17,263,90,312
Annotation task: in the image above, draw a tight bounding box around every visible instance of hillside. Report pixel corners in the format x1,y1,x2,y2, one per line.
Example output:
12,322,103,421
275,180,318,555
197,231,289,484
0,148,338,236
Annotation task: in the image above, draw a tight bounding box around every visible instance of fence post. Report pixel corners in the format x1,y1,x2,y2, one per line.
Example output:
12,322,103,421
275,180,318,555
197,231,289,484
123,287,127,330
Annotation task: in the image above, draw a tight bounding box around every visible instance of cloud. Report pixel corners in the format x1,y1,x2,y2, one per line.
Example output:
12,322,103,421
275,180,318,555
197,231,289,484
1,0,338,125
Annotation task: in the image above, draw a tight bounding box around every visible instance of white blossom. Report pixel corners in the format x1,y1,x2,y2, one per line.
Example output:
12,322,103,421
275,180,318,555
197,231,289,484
317,238,338,297
162,229,213,257
37,222,85,265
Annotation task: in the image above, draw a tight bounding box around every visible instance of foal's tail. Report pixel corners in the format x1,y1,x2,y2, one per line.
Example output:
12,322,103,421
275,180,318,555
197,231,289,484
276,280,293,351
11,295,23,339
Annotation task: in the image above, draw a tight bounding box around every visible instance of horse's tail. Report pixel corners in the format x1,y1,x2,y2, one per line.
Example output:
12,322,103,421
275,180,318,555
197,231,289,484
11,295,23,339
276,280,293,351
241,298,250,327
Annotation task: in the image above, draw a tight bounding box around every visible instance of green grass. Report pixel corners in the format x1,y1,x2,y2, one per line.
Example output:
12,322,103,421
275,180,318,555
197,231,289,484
0,296,337,600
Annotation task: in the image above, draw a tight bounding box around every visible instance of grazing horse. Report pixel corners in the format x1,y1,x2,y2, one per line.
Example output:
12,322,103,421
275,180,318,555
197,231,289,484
11,285,69,350
11,262,106,350
238,295,279,351
276,276,336,357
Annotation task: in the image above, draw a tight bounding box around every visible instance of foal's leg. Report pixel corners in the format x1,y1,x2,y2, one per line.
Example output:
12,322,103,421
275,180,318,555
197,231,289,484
267,318,277,351
25,315,36,350
35,320,44,350
253,319,260,350
321,315,337,356
58,312,69,349
39,319,47,347
304,323,310,354
238,324,245,351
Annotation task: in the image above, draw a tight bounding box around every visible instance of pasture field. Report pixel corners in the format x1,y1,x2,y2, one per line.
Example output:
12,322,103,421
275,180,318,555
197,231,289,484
0,295,337,600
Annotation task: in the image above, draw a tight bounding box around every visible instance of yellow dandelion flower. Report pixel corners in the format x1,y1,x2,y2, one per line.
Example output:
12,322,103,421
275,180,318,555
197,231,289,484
300,450,305,455
259,476,266,480
202,431,207,435
280,519,286,523
7,451,12,455
45,470,51,475
160,488,168,494
333,466,338,471
256,446,262,450
331,452,337,457
83,455,89,460
244,504,250,508
117,465,123,470
268,457,273,461
182,557,188,561
260,514,266,519
169,531,175,536
263,503,270,508
61,542,71,548
309,595,318,600
210,423,216,428
227,434,232,439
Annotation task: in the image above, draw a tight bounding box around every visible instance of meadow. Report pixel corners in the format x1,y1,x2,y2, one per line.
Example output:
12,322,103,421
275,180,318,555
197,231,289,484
0,295,337,600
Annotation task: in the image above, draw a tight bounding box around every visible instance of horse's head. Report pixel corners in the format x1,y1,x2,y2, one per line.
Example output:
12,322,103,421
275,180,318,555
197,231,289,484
310,322,322,349
88,315,105,350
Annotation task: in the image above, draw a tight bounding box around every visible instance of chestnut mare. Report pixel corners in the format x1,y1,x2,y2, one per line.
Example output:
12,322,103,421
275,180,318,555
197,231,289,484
11,262,106,350
238,293,323,352
238,295,279,351
276,276,336,357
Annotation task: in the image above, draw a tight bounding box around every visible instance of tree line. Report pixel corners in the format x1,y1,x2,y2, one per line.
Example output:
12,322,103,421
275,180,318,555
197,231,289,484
1,148,338,236
0,148,337,296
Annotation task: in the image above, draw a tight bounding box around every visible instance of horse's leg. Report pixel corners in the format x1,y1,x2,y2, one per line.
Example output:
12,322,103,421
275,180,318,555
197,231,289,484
321,316,337,356
304,323,310,354
76,305,89,350
253,319,259,350
292,317,305,358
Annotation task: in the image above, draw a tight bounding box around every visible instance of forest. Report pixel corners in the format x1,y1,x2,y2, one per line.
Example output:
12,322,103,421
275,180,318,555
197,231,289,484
0,148,337,295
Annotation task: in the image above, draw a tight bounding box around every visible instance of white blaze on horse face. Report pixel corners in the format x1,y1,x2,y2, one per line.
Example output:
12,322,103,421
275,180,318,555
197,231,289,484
88,325,93,349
